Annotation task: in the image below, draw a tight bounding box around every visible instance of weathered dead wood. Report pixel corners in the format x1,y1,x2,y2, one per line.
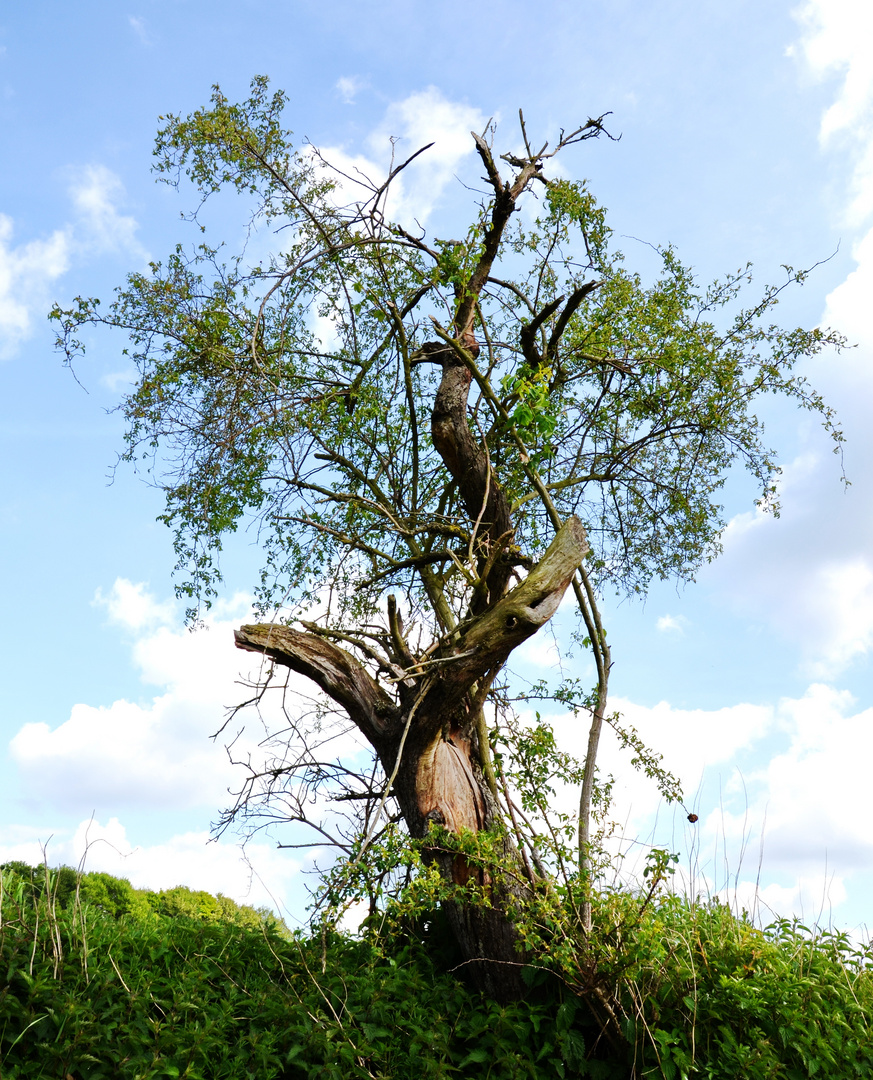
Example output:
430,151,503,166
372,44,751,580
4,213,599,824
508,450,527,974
416,340,515,613
410,515,589,746
233,505,588,1006
233,625,400,749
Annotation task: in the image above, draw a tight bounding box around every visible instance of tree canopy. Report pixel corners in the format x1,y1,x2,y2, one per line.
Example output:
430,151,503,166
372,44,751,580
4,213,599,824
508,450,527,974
53,77,844,998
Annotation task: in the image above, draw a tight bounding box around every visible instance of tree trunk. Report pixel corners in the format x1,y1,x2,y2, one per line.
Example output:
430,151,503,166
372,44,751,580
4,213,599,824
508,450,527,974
233,307,592,997
234,515,588,998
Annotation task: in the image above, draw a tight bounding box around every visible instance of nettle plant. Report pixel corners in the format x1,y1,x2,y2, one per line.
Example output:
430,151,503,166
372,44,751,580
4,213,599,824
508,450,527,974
53,78,843,1002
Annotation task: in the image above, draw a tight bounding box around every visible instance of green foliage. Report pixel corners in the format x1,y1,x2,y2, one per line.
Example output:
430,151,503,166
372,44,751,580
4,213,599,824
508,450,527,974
51,78,845,624
3,864,870,1078
591,893,873,1078
0,862,277,931
0,864,611,1079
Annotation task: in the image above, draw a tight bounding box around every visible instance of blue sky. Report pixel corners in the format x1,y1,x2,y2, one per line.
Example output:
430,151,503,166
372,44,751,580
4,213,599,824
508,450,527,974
2,1,872,933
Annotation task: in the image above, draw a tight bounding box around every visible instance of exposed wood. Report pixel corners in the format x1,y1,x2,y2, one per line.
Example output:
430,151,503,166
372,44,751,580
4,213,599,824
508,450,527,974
408,515,589,738
419,341,515,613
233,624,400,750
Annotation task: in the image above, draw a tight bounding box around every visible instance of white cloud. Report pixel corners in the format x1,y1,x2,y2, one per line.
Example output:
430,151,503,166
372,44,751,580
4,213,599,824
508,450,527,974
656,614,687,634
11,692,235,810
314,88,489,230
94,577,178,631
367,87,486,173
9,576,872,929
732,7,873,676
704,439,873,676
67,164,148,262
792,0,873,225
559,682,873,925
668,18,873,679
716,872,848,927
10,581,260,811
714,509,873,678
793,0,873,137
822,224,873,349
592,696,774,810
366,88,489,225
515,627,562,668
8,578,374,868
0,165,146,359
0,213,70,357
99,367,139,392
335,76,367,105
805,559,873,675
70,817,302,914
755,685,873,871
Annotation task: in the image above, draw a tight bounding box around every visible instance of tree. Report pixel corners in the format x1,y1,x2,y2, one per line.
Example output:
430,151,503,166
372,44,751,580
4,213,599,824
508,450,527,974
53,78,843,1001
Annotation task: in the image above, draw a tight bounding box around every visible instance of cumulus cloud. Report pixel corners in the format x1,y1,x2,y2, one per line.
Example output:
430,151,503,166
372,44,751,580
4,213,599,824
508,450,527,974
12,693,232,811
554,683,873,926
10,580,260,812
588,696,775,815
293,89,490,349
67,164,148,262
822,225,873,350
514,627,563,668
752,684,873,871
8,577,375,878
687,683,873,928
314,87,489,229
711,482,873,678
792,0,873,224
7,575,872,927
93,577,178,632
367,88,489,225
0,165,146,359
2,578,385,919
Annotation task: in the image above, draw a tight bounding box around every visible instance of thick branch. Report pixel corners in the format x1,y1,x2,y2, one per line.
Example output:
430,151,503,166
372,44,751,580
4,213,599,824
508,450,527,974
454,515,588,677
417,516,589,730
421,341,515,611
234,625,400,747
455,136,541,337
519,296,563,368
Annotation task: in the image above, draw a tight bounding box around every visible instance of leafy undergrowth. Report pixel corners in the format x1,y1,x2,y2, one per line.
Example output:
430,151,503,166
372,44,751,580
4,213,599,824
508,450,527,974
1,863,871,1078
591,890,873,1078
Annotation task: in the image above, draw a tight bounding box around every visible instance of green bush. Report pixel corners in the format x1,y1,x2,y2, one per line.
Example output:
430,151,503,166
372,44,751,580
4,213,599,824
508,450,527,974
589,891,873,1078
1,863,871,1078
1,864,604,1079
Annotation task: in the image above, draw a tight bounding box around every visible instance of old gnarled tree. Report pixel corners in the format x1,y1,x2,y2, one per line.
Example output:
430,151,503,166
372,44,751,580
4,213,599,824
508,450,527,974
53,78,844,1001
